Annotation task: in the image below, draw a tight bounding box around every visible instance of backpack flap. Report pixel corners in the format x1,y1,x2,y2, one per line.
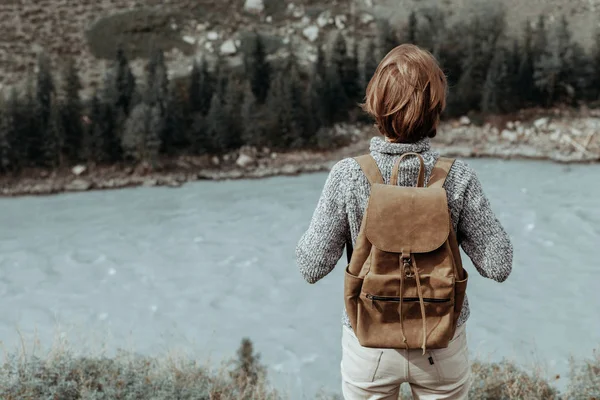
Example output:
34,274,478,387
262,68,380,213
365,184,450,254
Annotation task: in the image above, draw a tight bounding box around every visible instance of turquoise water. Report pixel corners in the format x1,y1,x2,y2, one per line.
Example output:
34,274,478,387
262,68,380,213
0,158,599,398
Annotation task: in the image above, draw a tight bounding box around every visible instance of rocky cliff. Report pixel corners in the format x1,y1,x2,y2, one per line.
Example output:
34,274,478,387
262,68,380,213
1,0,599,97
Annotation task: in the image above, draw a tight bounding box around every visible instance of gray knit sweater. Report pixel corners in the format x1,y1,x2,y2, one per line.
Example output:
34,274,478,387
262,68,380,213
296,136,513,330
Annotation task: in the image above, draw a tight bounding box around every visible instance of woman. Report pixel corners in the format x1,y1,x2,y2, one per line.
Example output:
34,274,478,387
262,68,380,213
295,44,513,399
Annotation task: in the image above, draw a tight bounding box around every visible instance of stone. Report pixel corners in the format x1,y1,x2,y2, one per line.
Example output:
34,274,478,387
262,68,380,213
570,127,584,136
501,129,518,142
220,39,237,55
335,14,347,29
196,23,208,31
506,121,515,130
459,116,471,126
244,0,264,14
534,117,549,129
65,179,91,191
360,13,375,24
211,156,220,165
293,8,304,18
71,165,86,176
301,16,310,25
317,11,331,27
550,131,562,142
207,31,219,41
165,178,182,188
236,154,255,168
143,179,158,187
281,164,299,175
266,16,273,23
302,25,319,42
204,42,214,52
365,0,373,6
182,35,196,45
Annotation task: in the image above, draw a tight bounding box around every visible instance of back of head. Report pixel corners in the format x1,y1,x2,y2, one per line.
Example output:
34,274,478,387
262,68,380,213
361,44,447,143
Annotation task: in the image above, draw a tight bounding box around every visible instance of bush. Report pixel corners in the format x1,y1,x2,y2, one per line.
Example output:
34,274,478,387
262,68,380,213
85,9,194,60
566,349,600,399
0,338,279,400
1,335,598,400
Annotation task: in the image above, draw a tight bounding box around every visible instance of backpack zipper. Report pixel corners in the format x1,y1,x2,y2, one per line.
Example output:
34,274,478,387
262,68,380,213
365,294,450,303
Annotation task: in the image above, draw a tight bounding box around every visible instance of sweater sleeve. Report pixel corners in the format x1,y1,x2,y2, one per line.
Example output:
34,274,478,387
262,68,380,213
455,165,513,282
296,159,351,284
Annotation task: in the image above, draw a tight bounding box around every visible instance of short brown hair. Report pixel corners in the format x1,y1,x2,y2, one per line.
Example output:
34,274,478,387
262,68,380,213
361,44,447,143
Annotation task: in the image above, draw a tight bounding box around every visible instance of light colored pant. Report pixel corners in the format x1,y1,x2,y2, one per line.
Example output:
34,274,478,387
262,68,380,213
341,324,471,399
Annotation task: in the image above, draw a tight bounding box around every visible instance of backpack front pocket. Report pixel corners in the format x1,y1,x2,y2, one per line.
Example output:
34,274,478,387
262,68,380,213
344,265,364,331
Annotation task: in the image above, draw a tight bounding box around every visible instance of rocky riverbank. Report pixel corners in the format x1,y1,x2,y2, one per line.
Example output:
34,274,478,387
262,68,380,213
1,110,599,197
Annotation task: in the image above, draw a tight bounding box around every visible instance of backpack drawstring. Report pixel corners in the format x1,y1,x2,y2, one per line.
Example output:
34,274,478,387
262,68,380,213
399,255,428,355
413,256,428,355
397,258,407,345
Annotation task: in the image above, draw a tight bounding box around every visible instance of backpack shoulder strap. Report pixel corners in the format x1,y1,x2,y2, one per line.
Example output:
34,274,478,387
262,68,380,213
354,155,384,185
428,157,455,188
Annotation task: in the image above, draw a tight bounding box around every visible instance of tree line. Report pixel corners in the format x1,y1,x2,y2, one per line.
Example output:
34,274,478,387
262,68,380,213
1,6,600,174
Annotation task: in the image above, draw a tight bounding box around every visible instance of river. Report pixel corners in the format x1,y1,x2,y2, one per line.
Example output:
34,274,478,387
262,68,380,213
1,158,599,399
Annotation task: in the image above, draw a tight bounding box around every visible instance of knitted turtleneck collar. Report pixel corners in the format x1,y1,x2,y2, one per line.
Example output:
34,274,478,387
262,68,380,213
369,136,431,155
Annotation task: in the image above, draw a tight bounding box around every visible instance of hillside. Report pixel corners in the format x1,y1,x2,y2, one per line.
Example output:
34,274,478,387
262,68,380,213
1,0,599,96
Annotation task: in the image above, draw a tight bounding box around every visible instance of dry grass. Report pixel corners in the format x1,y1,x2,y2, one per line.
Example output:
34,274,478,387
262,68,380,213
0,330,598,399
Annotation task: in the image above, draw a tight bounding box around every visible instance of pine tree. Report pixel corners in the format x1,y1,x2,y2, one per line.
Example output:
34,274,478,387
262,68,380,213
414,6,447,55
0,104,11,174
517,19,536,107
482,46,513,114
122,103,162,163
331,33,358,110
46,101,65,168
5,89,25,171
533,17,567,107
308,61,327,133
221,75,244,152
204,91,229,155
347,38,361,104
324,61,349,125
265,71,290,149
34,53,58,168
84,93,105,163
315,44,327,80
591,28,600,101
189,113,208,155
62,57,84,163
113,47,137,115
376,18,398,58
450,8,504,115
145,48,170,155
362,39,378,93
146,48,169,113
188,58,214,116
243,32,271,104
241,83,265,148
162,81,190,155
407,11,417,44
531,15,552,106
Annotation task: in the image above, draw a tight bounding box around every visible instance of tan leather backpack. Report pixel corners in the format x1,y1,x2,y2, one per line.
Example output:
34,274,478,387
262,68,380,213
344,153,468,354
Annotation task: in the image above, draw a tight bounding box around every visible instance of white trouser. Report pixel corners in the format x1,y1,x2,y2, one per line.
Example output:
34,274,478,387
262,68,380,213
341,324,471,399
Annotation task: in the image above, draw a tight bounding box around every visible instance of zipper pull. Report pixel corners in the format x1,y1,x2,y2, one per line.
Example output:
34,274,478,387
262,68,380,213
428,355,435,365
